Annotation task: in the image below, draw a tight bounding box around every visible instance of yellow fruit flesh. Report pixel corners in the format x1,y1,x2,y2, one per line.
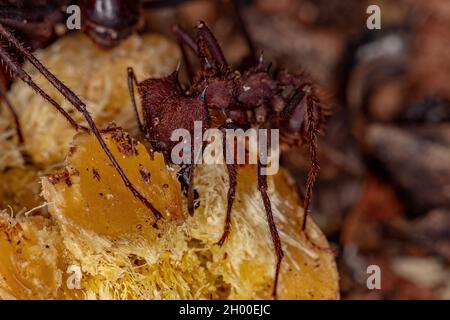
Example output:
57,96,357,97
0,214,80,299
0,117,23,171
191,164,339,299
0,130,338,299
0,167,43,214
46,129,183,238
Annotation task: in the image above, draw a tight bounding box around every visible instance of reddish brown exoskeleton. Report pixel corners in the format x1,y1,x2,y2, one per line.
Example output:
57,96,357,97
128,21,328,297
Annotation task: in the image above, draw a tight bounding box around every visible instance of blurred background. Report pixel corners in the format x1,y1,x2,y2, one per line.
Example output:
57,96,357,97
140,0,450,299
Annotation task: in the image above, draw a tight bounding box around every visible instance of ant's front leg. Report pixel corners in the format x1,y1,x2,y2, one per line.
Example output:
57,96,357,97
173,21,230,77
257,160,283,299
196,21,229,73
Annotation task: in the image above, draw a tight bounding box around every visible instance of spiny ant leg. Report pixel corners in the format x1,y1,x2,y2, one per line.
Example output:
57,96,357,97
301,93,333,253
257,128,283,298
0,86,23,144
0,24,162,220
258,161,283,299
301,93,320,231
301,125,319,231
279,80,331,252
217,126,237,246
127,67,147,135
196,21,229,71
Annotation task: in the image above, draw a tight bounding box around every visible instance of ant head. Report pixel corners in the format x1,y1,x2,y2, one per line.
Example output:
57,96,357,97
81,0,141,48
237,69,275,109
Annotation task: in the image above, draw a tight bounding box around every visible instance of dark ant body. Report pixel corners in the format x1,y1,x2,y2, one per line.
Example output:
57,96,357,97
81,0,192,48
128,21,327,297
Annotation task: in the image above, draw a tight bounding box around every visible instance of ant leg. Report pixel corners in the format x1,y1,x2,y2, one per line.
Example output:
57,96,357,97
257,161,283,299
172,24,197,81
172,24,199,54
217,163,237,246
279,79,321,231
177,163,198,216
301,94,333,252
217,127,237,246
187,163,196,216
301,98,319,231
196,21,229,71
280,89,304,121
0,86,23,144
300,92,320,231
174,22,228,74
0,24,162,220
127,67,147,135
0,49,85,132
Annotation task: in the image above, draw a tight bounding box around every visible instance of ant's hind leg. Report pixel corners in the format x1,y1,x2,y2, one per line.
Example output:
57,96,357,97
0,24,162,220
196,21,229,71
